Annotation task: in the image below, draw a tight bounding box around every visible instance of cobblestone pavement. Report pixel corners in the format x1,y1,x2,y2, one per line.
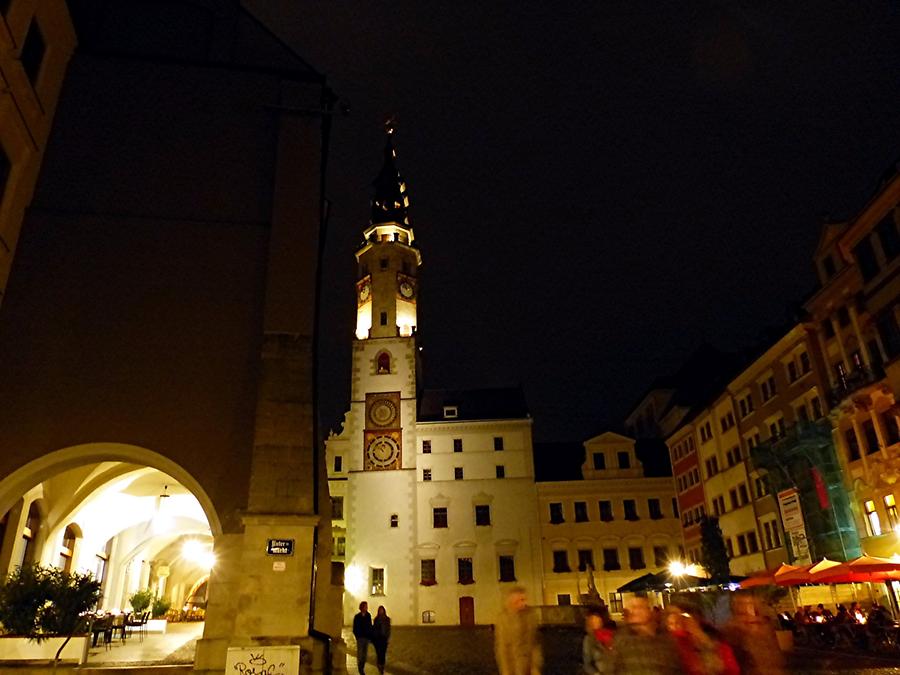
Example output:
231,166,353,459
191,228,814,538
343,626,900,675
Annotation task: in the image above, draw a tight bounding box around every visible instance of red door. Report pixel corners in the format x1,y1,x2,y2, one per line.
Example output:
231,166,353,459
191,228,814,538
459,596,475,626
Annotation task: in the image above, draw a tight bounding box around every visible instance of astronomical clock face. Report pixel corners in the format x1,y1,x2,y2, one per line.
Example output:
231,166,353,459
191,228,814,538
368,397,398,427
364,392,402,470
357,276,372,305
396,273,417,300
365,434,401,470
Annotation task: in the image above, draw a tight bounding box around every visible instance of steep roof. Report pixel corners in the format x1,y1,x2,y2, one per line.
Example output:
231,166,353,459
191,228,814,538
417,386,530,422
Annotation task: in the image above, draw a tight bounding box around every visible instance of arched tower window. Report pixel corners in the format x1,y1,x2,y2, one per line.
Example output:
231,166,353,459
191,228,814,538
59,523,81,573
20,501,42,567
377,352,391,374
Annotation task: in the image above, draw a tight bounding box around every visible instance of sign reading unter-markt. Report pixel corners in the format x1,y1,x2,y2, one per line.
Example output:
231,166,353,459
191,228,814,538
266,539,295,556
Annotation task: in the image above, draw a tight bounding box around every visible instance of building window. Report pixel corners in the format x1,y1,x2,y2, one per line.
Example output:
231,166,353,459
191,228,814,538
845,428,861,462
737,535,748,556
331,561,345,586
495,465,506,478
370,567,385,595
747,531,759,553
457,557,474,584
574,501,588,522
787,360,798,383
599,500,613,522
335,536,346,556
811,397,823,419
390,514,398,528
420,559,436,586
855,237,881,281
602,547,620,571
726,539,734,558
649,545,667,567
754,475,770,499
499,555,516,582
796,404,810,423
433,507,448,528
672,498,679,517
627,547,645,570
475,504,491,526
552,550,570,573
729,489,739,510
881,413,900,446
331,497,344,520
423,468,432,481
648,498,662,520
760,375,777,402
444,406,459,419
454,467,464,480
738,484,749,505
864,500,882,536
453,438,463,452
549,503,564,524
623,499,638,521
333,455,343,473
617,451,631,469
593,452,606,470
379,311,388,326
577,548,595,571
878,215,900,260
608,592,623,613
422,440,432,454
800,351,812,374
422,610,436,623
557,594,572,606
377,352,391,374
493,436,504,451
21,20,46,86
885,495,899,529
862,419,880,455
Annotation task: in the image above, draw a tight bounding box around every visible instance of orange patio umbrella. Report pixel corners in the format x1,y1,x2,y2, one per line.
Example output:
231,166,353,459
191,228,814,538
775,562,814,586
740,569,777,588
807,558,846,584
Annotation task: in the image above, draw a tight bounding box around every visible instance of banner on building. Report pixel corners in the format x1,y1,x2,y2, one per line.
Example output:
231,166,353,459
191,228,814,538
778,487,811,564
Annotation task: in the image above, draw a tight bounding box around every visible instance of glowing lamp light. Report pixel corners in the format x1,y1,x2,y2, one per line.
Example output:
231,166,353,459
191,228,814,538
344,564,365,595
893,524,900,535
668,561,687,577
182,540,215,569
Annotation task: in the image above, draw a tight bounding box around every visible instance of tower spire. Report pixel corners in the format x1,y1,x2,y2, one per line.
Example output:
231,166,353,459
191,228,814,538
370,118,410,226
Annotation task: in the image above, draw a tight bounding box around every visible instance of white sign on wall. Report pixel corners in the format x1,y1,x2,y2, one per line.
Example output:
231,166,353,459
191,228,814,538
226,646,300,675
777,488,811,564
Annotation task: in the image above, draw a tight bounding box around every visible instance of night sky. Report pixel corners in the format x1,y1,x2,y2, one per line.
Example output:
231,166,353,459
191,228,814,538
245,1,900,443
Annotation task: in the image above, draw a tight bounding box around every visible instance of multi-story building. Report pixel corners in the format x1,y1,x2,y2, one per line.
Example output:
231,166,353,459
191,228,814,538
0,0,75,305
326,134,543,626
537,432,681,613
806,165,900,558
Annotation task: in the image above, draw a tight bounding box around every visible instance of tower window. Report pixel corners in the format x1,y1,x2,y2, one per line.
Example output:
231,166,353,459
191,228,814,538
390,514,398,528
420,559,436,586
495,465,505,479
333,455,342,473
499,555,516,582
370,567,385,595
433,507,448,528
457,557,474,584
380,258,388,270
475,504,491,526
422,468,432,481
454,467,464,480
377,352,391,374
422,440,432,454
593,452,606,470
380,312,387,326
444,406,459,419
331,497,344,519
618,451,631,469
493,436,504,451
453,438,463,452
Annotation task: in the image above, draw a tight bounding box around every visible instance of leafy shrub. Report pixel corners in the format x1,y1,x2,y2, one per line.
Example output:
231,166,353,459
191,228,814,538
151,597,171,619
0,565,54,636
129,589,154,614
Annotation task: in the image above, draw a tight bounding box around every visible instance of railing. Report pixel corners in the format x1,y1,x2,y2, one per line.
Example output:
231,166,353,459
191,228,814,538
829,365,885,406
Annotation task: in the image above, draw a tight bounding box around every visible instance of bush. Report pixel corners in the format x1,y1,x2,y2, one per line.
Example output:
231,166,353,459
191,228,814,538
151,597,171,619
0,564,100,637
129,589,154,614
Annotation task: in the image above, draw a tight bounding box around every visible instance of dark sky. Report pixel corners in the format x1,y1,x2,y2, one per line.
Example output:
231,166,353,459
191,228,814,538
246,1,900,443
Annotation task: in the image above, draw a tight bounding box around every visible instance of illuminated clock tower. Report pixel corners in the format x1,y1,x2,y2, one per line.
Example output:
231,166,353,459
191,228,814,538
327,127,422,621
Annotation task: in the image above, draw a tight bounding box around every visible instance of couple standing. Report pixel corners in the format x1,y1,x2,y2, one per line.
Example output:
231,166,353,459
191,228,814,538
352,601,391,674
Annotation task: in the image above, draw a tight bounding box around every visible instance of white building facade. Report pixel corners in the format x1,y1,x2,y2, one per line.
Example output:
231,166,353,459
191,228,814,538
326,134,543,626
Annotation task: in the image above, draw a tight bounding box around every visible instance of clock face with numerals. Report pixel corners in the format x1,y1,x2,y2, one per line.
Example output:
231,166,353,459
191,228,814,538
397,274,417,300
368,398,398,427
366,435,400,468
357,277,372,305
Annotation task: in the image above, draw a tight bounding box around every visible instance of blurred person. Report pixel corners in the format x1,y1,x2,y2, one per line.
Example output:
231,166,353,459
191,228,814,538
372,605,391,674
816,603,833,620
352,601,373,675
722,592,784,675
665,606,739,675
495,586,542,675
583,606,616,675
612,595,682,674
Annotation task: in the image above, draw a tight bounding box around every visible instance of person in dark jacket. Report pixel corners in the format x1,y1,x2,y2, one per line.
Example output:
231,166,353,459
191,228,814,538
372,605,392,674
352,601,373,674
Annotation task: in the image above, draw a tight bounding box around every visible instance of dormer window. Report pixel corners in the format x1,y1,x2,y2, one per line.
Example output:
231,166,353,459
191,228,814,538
443,406,458,419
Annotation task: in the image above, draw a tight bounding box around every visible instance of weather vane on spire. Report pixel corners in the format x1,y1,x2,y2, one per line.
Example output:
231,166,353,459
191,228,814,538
384,114,398,136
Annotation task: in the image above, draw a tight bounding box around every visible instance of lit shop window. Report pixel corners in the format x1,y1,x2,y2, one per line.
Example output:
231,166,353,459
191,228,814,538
864,500,882,536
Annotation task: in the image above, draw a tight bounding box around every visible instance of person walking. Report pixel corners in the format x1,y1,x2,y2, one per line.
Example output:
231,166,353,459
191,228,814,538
352,601,374,674
612,596,683,674
722,592,784,675
495,586,543,675
372,605,391,674
582,605,615,674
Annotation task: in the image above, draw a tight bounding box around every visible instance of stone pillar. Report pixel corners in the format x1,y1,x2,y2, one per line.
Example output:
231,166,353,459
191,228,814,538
849,304,873,368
